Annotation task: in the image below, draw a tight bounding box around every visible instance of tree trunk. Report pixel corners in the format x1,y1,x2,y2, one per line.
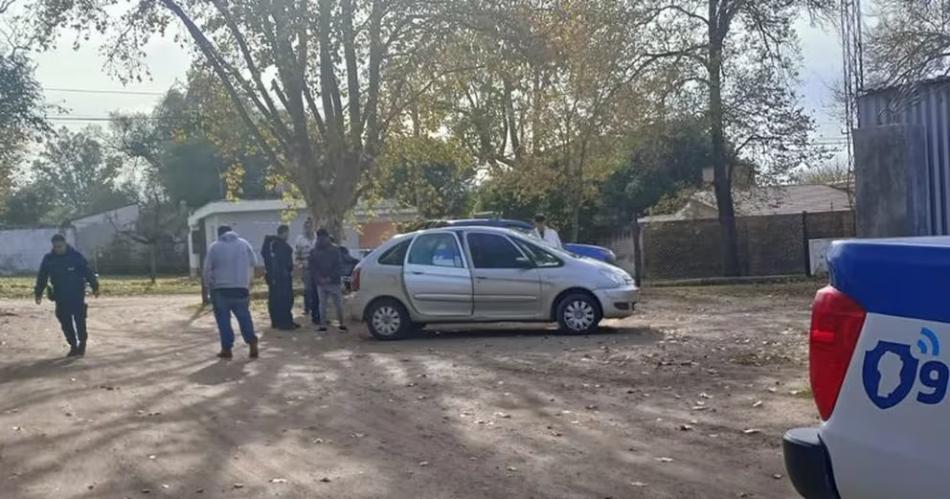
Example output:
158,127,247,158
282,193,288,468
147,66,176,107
708,33,741,276
148,244,158,284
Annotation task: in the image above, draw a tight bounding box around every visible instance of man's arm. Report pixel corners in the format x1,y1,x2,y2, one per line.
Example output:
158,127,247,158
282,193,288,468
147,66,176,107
551,230,563,248
34,255,50,304
202,245,215,289
244,240,258,287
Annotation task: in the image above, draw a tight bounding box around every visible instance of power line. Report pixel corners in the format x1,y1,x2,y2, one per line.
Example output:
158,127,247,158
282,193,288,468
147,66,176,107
43,87,166,96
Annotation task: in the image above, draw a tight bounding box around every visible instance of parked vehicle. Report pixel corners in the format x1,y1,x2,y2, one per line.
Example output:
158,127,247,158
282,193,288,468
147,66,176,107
784,237,950,498
419,218,619,265
350,226,638,340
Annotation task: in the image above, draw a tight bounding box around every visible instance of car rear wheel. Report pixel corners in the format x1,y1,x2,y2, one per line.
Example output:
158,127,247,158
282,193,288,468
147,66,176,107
556,293,602,334
366,299,412,340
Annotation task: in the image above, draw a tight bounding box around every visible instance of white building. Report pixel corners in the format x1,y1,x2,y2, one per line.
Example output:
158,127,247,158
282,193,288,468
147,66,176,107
186,199,416,276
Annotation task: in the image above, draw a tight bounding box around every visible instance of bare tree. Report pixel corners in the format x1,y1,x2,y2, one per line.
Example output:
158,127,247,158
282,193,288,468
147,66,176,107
657,0,830,275
867,0,950,87
29,0,453,237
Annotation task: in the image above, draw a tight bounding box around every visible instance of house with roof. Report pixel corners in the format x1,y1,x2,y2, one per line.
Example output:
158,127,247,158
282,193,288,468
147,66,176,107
612,183,856,280
186,199,417,276
639,184,852,223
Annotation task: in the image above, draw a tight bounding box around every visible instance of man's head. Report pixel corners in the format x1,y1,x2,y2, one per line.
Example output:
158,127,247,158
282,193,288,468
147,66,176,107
304,218,314,236
316,228,330,244
277,224,290,241
50,234,68,255
217,225,232,238
533,214,547,229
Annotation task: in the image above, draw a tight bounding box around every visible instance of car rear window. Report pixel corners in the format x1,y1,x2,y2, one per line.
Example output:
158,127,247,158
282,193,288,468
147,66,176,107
377,239,411,266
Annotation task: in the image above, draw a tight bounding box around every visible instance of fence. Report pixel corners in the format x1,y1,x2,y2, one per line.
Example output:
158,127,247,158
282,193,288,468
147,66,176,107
598,211,855,281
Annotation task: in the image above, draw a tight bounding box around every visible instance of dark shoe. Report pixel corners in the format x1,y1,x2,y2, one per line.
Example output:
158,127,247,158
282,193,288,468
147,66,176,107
217,349,233,360
338,325,348,332
66,346,80,358
292,322,301,329
317,326,328,333
249,342,259,359
77,343,86,356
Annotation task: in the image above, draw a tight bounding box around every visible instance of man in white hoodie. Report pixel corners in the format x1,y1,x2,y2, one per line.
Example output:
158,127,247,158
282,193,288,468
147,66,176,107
203,225,259,359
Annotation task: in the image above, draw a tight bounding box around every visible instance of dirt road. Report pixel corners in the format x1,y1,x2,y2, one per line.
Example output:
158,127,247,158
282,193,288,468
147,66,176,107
0,284,819,498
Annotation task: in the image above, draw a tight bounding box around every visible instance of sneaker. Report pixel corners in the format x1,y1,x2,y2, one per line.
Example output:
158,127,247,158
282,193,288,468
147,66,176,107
66,346,80,358
249,342,259,359
338,325,348,333
317,326,328,333
217,349,233,360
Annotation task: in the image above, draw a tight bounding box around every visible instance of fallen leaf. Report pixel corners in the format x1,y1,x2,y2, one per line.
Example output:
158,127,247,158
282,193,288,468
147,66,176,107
270,478,288,484
506,466,518,472
743,429,762,435
631,481,647,487
655,457,674,463
419,461,430,467
752,400,763,408
679,424,694,432
772,474,783,480
233,483,244,489
320,477,332,483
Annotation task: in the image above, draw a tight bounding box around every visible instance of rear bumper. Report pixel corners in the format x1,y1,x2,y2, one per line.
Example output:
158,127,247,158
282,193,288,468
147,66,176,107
594,286,639,319
783,428,840,499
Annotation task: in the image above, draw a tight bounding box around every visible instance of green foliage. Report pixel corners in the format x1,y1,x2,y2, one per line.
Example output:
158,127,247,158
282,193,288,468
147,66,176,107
377,136,476,219
0,52,49,212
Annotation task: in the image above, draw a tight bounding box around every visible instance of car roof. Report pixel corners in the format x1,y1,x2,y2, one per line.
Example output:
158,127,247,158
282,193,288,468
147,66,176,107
437,218,534,230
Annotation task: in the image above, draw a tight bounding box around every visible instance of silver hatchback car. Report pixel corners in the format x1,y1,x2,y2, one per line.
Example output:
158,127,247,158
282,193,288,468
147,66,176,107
349,226,639,340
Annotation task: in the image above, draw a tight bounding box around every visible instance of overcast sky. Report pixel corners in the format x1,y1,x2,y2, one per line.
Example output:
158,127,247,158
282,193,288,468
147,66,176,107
32,16,846,145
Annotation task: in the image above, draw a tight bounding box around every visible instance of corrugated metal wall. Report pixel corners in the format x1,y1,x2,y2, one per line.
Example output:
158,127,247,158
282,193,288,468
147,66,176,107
857,80,950,235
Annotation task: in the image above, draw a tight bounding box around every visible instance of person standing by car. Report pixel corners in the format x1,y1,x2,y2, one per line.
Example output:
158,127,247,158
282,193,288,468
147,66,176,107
295,218,319,323
309,228,347,332
34,234,99,357
263,225,298,330
204,225,259,359
533,214,563,248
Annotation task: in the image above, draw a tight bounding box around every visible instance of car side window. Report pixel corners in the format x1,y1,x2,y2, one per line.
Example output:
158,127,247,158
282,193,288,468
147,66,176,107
377,239,411,266
467,233,527,269
408,233,464,268
513,238,563,268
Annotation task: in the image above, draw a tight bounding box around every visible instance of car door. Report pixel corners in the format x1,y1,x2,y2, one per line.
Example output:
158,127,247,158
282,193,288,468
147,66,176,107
403,231,473,318
465,231,543,320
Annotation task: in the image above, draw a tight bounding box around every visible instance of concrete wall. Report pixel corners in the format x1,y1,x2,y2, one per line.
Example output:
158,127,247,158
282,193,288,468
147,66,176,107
608,211,855,280
0,228,75,275
853,124,930,237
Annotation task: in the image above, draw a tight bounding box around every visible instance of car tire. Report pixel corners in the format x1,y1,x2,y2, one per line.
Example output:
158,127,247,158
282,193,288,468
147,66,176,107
366,298,412,341
556,293,602,334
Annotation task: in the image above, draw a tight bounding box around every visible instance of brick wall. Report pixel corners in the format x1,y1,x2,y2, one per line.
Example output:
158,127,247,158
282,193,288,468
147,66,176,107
603,211,855,280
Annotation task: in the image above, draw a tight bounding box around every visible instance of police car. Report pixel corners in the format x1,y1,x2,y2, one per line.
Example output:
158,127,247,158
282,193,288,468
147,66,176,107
784,237,950,498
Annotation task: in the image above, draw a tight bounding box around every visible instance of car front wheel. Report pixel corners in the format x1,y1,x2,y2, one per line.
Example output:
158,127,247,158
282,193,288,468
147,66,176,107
366,299,412,340
556,293,602,334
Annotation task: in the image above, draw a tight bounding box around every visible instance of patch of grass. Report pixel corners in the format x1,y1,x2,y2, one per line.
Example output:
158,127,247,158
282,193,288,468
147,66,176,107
0,275,203,299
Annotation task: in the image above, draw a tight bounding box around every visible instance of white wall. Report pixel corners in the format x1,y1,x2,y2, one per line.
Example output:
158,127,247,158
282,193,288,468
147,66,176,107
0,228,76,275
190,210,360,274
71,204,141,259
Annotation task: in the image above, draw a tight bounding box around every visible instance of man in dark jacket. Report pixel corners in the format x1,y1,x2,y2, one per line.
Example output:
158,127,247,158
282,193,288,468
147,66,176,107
34,234,99,357
309,228,347,332
262,225,298,330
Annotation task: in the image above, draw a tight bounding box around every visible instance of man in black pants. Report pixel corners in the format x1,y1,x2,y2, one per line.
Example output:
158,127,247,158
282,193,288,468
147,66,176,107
263,225,298,330
34,234,99,357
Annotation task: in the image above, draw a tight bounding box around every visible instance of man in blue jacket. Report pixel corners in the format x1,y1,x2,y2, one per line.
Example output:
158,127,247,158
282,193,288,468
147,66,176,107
34,234,99,357
204,225,259,359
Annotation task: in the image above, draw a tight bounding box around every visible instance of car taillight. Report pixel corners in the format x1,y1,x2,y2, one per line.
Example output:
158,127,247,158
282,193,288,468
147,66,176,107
352,267,361,292
809,286,867,421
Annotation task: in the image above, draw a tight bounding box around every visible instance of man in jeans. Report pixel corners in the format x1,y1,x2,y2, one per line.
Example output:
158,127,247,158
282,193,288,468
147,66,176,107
308,228,347,332
204,225,259,359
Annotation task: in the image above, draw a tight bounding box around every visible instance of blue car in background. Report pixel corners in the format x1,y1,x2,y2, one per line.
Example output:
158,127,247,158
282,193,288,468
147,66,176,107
421,218,618,265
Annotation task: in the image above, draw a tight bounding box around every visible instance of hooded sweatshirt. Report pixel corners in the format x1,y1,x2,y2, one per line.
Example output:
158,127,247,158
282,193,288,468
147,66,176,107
203,231,257,290
309,236,344,286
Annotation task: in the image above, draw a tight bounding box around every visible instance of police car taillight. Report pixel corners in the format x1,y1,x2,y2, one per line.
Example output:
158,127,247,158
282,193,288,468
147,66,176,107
810,286,867,421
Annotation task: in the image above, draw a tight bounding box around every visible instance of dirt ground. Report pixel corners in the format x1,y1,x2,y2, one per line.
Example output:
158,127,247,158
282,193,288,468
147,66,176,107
0,283,821,499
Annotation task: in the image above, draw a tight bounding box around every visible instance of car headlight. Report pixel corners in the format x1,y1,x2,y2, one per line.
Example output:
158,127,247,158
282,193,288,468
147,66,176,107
598,269,631,288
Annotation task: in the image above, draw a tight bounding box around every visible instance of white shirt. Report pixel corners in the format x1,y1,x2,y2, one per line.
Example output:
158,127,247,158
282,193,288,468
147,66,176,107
294,234,316,266
535,226,562,248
